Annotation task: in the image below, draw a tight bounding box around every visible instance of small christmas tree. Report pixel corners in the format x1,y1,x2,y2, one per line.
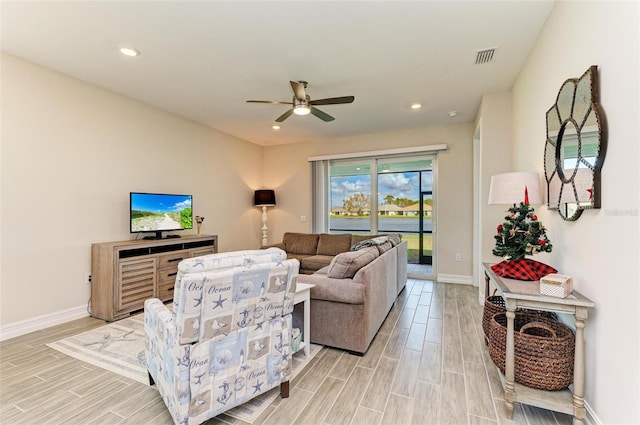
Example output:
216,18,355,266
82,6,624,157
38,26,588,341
493,202,552,261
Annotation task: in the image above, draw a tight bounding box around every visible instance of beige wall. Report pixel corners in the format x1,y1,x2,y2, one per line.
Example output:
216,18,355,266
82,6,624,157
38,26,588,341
0,54,265,326
511,2,639,423
263,123,475,279
473,92,516,292
0,53,475,331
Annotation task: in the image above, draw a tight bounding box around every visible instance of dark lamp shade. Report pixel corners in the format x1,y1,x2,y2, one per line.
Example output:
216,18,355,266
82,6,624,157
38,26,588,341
254,189,276,206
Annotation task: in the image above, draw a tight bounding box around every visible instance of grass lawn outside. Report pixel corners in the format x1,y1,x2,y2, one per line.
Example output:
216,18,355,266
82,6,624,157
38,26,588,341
401,233,432,264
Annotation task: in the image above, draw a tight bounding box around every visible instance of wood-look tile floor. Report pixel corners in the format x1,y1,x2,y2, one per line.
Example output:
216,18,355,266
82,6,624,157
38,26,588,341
0,279,573,425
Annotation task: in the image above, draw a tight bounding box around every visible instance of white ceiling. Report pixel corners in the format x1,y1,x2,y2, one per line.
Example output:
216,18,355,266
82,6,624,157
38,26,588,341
1,1,554,146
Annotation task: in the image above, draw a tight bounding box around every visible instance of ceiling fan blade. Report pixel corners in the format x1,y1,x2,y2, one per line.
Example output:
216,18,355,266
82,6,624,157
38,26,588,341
275,108,294,122
246,100,293,105
290,81,307,100
310,107,335,122
310,96,355,106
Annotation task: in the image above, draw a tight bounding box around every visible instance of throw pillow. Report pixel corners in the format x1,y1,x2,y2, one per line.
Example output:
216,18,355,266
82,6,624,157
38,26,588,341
327,246,379,279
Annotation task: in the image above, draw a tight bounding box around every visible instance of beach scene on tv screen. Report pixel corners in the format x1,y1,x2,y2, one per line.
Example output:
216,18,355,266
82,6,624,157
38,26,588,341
131,194,193,231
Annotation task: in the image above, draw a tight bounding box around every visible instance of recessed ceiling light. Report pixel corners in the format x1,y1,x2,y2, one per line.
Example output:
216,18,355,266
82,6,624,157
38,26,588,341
448,111,458,117
411,103,422,110
272,125,280,130
119,47,140,57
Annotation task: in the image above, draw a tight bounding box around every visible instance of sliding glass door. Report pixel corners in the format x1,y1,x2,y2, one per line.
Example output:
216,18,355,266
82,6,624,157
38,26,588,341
376,158,435,271
326,155,436,278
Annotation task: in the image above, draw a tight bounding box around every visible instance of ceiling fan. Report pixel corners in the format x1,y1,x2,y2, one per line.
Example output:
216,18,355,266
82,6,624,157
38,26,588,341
246,80,355,122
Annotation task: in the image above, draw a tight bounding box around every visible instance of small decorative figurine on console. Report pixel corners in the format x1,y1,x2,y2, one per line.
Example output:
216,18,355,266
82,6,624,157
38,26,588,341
195,215,205,235
489,172,557,281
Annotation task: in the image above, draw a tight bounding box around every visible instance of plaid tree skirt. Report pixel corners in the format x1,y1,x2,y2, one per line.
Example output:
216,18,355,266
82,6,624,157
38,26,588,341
491,259,557,281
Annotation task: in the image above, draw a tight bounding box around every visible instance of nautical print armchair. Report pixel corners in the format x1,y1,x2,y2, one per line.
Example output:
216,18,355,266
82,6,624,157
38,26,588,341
144,248,298,425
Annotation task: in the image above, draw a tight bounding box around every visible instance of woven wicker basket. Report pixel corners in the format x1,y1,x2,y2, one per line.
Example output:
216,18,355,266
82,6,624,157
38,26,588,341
488,311,575,391
482,295,506,339
482,291,559,342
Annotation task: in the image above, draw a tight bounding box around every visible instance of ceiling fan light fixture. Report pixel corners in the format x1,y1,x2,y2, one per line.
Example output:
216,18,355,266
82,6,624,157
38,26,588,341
293,105,311,116
247,80,353,122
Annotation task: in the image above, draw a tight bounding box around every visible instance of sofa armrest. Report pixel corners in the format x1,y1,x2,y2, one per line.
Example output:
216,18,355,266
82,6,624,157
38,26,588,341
144,299,190,423
144,298,178,350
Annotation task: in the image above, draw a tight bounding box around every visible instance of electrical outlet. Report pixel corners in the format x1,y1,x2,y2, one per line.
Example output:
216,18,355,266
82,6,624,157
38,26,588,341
300,215,307,222
85,273,92,285
455,253,462,262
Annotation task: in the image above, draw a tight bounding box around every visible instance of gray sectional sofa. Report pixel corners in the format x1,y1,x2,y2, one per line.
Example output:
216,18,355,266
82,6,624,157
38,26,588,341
296,236,408,354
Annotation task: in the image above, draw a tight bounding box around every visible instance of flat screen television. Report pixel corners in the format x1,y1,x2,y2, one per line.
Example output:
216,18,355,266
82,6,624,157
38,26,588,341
130,192,193,239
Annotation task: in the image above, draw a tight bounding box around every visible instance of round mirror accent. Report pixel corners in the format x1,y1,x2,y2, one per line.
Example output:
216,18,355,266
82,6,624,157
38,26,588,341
544,66,607,221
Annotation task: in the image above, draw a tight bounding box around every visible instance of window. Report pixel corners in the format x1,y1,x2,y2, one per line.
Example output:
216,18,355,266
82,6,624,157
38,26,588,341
329,161,372,233
310,145,445,277
319,155,435,266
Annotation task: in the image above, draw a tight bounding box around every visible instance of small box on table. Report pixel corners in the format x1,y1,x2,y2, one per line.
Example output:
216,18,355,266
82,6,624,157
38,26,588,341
540,273,573,298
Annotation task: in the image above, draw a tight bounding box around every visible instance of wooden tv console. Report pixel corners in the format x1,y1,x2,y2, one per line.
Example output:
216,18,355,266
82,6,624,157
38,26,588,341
91,234,217,321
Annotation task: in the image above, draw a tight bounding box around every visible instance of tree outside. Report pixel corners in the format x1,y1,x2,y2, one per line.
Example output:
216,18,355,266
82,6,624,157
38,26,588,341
343,193,370,216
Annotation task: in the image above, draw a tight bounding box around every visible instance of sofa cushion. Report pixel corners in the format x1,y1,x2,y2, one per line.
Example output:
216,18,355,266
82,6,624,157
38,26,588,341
282,232,319,255
286,252,312,263
317,233,352,256
300,255,334,274
299,274,365,304
327,246,379,279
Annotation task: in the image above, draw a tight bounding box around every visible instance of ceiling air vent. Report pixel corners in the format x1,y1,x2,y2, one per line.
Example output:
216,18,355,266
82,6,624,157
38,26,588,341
475,47,498,65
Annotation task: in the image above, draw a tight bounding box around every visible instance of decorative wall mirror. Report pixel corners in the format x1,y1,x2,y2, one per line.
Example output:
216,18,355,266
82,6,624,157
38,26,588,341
544,66,607,221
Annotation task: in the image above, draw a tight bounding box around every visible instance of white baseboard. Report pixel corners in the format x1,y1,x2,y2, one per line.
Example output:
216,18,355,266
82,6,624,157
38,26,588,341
437,274,474,285
585,400,602,425
0,305,89,342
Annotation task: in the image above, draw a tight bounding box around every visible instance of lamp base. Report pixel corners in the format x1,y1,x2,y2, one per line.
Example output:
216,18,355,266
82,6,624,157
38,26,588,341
261,205,268,246
491,259,558,281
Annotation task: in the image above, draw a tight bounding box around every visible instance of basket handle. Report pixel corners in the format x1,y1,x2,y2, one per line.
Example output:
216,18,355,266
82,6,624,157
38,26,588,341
519,322,557,339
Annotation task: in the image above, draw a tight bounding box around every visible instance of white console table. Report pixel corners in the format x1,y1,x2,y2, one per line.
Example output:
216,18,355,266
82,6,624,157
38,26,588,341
294,282,314,357
483,263,595,425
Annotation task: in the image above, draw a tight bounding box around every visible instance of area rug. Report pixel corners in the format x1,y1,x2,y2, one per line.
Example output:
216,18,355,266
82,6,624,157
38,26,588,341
47,314,322,423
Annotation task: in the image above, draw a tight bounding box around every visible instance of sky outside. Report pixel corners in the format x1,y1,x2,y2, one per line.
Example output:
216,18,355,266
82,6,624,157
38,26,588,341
331,172,433,208
131,194,192,213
